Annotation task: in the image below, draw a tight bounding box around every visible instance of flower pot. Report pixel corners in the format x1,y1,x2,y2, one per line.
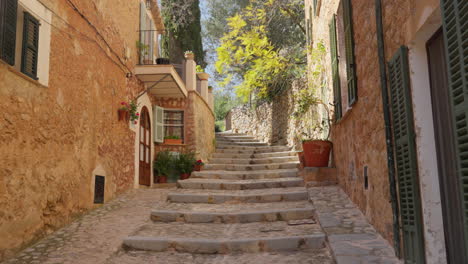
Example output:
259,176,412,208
118,109,128,121
302,140,332,167
156,58,170,64
194,164,203,171
180,173,190,180
143,59,153,65
184,53,195,60
164,139,183,145
158,175,168,183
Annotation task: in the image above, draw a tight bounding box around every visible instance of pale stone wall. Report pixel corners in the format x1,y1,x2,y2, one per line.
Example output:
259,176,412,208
230,79,322,149
0,0,146,261
190,91,215,161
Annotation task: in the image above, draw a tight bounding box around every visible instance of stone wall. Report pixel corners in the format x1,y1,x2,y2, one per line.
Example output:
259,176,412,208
0,0,145,261
230,78,326,150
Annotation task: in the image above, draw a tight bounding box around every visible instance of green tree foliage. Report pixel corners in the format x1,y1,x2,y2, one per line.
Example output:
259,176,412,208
161,0,205,66
215,0,306,102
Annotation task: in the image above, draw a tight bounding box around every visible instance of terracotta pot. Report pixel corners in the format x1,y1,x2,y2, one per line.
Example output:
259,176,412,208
158,175,168,184
302,140,332,167
118,109,128,121
164,139,183,145
180,173,190,180
194,164,203,171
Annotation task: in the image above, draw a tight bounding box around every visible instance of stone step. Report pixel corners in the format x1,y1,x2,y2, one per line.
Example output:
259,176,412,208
209,156,299,165
191,168,298,180
123,222,325,253
216,139,260,143
167,187,308,204
215,147,291,154
215,133,248,137
204,162,300,171
177,177,304,190
216,143,271,148
150,201,314,223
216,145,287,151
211,151,297,159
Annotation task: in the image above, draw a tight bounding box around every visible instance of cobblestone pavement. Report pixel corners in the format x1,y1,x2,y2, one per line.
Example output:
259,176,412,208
309,186,402,264
1,188,171,264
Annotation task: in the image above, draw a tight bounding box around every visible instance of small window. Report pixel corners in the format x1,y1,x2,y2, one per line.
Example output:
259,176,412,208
164,110,184,143
94,175,105,204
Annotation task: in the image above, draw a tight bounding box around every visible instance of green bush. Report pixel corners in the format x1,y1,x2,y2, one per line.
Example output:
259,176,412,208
153,151,173,176
175,151,197,174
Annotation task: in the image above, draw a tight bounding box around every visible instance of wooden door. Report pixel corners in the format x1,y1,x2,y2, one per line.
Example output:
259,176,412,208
427,28,467,264
139,107,151,186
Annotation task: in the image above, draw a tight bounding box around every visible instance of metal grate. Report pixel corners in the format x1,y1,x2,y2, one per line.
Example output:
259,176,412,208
94,175,105,204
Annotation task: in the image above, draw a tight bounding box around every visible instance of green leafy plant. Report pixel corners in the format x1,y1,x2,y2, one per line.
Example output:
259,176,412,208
196,65,204,73
164,135,181,140
136,41,149,57
176,151,196,174
195,159,205,166
293,41,331,141
153,151,173,177
119,100,140,123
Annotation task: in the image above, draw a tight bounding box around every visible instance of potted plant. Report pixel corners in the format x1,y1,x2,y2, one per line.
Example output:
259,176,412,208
118,101,129,121
184,50,195,60
154,151,172,183
176,151,196,180
156,58,170,64
136,41,151,64
164,135,183,145
194,159,204,171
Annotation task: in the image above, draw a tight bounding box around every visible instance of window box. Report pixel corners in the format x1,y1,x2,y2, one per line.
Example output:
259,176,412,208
164,139,183,145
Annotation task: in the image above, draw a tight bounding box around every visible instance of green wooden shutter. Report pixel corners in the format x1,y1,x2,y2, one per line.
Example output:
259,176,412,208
21,12,40,79
309,6,313,44
313,0,318,16
343,0,357,106
388,46,426,264
0,0,18,66
440,0,468,255
329,15,342,121
153,106,164,143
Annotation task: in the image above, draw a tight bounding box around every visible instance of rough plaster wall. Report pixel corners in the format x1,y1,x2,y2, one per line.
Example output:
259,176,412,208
191,92,215,161
0,0,142,260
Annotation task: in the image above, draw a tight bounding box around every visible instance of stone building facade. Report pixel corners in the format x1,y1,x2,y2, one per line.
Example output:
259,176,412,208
230,0,466,263
0,0,214,261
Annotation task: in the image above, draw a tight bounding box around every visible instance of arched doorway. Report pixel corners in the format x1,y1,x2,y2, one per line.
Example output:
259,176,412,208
139,107,151,186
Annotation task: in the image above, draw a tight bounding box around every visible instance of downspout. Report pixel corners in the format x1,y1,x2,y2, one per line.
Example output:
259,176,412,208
375,0,401,257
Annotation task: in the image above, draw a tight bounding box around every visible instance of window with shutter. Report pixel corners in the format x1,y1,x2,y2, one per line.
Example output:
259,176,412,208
153,106,164,143
313,0,318,16
0,0,18,66
388,46,426,264
342,0,357,106
329,15,341,121
309,6,313,44
21,12,39,79
440,0,468,255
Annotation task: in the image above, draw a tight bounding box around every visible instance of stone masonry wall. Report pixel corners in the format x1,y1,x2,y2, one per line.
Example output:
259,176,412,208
0,0,145,260
230,78,325,150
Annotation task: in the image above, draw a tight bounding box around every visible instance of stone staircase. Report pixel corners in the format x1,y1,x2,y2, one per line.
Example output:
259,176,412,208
122,132,326,255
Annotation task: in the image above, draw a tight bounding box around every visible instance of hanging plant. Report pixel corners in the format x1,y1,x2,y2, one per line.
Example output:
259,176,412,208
119,101,140,123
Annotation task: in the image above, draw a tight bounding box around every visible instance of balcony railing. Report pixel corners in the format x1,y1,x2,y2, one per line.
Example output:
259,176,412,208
137,30,166,65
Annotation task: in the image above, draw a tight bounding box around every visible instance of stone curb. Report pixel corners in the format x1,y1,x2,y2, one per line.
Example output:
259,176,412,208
211,151,297,159
177,178,304,190
150,208,315,223
209,156,299,165
123,234,326,253
167,190,309,204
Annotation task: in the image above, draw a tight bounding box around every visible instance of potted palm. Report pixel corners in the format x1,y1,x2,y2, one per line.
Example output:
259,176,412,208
154,151,172,183
176,151,196,180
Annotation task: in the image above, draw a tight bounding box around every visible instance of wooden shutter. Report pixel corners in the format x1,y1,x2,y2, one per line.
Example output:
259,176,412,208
329,15,341,121
21,12,39,79
343,0,357,106
440,0,468,254
313,0,318,16
153,106,164,143
388,46,426,264
0,0,18,66
309,6,313,44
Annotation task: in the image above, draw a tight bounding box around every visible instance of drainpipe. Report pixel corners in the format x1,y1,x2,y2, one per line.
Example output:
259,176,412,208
375,0,401,257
